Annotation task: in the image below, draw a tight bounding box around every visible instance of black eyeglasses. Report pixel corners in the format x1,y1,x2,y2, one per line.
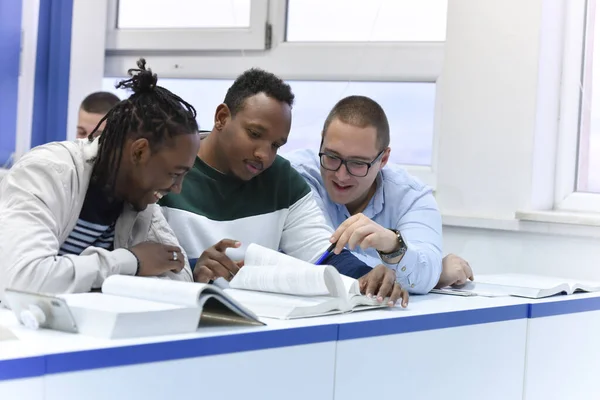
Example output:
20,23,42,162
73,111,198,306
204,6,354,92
319,150,385,177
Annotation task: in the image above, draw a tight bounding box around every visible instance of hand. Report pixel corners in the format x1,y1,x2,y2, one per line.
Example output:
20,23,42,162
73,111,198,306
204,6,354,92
193,239,244,283
330,213,399,254
435,254,474,288
129,242,185,276
358,265,409,308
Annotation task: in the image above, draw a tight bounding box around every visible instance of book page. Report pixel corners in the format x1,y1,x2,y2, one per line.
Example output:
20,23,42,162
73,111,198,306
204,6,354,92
225,288,339,319
245,243,316,269
475,274,567,290
59,293,183,313
341,274,360,296
101,275,208,307
229,264,331,296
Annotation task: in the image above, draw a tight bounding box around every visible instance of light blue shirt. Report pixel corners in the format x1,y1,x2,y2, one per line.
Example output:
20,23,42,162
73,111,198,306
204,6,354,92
285,149,442,294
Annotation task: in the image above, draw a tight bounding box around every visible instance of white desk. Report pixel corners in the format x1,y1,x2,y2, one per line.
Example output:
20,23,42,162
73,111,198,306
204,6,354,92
1,293,599,400
523,293,600,400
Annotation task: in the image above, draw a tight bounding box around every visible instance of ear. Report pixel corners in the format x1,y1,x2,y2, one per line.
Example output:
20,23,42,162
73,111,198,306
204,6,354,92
129,138,152,166
214,103,231,131
379,147,391,169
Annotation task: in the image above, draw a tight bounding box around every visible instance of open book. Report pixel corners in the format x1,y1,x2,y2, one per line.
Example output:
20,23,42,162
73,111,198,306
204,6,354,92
5,276,263,339
431,273,600,299
223,244,385,319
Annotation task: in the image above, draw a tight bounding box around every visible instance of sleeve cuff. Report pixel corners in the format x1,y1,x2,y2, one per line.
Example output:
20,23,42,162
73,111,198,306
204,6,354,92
112,248,138,276
385,245,418,290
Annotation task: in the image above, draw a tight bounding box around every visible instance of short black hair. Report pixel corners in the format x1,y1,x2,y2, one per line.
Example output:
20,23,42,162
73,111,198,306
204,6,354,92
223,68,294,116
80,91,121,115
322,95,390,150
91,58,199,192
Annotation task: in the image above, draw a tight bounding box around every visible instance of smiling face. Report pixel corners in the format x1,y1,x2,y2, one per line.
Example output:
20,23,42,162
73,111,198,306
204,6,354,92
320,118,390,212
214,92,291,181
118,132,201,211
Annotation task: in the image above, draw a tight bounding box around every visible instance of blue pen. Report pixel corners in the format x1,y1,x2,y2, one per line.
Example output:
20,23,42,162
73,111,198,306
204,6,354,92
315,243,336,265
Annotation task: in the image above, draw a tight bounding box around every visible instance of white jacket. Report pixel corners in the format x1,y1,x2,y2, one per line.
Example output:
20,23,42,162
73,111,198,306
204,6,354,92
0,140,192,302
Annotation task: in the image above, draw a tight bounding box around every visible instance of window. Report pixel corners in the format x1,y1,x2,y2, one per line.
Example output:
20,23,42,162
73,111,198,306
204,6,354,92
93,0,447,187
103,78,436,166
286,0,447,42
555,0,600,212
105,0,268,51
118,0,251,29
577,0,600,193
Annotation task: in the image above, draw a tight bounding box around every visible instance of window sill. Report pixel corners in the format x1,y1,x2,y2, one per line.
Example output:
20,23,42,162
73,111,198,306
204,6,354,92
515,210,600,226
442,211,600,239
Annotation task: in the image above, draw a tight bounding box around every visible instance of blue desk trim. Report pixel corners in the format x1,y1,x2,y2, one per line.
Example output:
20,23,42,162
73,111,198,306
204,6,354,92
529,296,600,318
12,324,337,379
338,304,528,341
0,356,45,381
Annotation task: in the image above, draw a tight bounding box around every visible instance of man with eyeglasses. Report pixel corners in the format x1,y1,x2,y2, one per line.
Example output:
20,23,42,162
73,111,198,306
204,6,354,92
286,95,473,293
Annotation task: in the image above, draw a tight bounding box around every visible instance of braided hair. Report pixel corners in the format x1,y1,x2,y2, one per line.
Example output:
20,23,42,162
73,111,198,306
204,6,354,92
90,58,198,192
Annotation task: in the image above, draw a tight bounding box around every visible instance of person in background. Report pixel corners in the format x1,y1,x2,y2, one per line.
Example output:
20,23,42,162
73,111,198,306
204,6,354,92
159,69,409,307
0,58,199,302
76,91,121,139
286,95,474,294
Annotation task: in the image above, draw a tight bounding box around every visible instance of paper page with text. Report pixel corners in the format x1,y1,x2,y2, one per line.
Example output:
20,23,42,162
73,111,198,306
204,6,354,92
224,288,340,319
229,264,331,296
101,275,206,307
476,273,600,293
245,243,314,269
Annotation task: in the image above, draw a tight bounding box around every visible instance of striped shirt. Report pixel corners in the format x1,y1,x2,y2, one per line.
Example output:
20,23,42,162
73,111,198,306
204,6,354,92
58,219,115,255
59,181,122,256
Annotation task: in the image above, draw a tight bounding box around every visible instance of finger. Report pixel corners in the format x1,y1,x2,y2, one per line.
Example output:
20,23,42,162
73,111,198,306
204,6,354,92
330,214,360,243
204,259,232,280
464,262,474,280
163,244,182,253
334,219,363,254
171,250,185,272
359,275,368,293
365,267,385,297
450,269,468,287
213,239,241,252
169,262,184,273
193,265,214,283
236,260,245,268
388,284,404,306
401,288,409,308
348,225,374,251
169,250,185,267
359,232,378,250
376,270,395,303
211,251,241,277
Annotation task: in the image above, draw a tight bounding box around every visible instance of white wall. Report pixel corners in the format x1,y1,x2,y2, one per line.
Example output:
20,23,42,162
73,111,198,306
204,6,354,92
438,0,600,281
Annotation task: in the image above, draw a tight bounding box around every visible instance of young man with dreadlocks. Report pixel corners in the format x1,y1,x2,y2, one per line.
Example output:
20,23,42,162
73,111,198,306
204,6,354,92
0,58,200,303
159,68,410,308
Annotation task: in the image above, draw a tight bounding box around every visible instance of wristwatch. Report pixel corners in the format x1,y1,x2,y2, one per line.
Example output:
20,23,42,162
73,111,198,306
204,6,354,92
377,229,407,261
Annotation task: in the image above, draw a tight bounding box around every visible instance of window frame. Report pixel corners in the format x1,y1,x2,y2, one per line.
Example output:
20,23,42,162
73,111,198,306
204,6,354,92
102,0,445,188
105,0,270,51
554,0,600,213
